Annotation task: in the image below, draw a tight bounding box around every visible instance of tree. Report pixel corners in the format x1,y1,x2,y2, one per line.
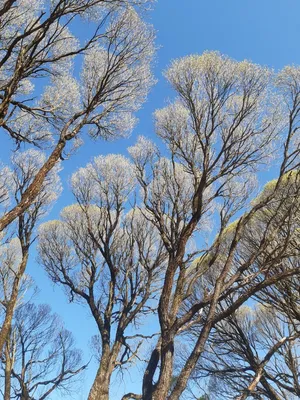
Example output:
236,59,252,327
0,0,155,358
37,154,167,400
0,149,60,358
123,52,300,399
1,302,85,400
192,303,300,400
38,52,300,398
188,172,300,399
0,0,154,232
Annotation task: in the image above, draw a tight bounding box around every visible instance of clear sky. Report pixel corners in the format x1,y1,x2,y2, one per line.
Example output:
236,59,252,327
20,0,300,398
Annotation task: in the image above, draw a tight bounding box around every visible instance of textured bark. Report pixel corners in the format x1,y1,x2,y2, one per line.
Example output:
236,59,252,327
88,346,115,400
151,340,174,400
0,140,66,233
0,253,28,356
20,386,31,400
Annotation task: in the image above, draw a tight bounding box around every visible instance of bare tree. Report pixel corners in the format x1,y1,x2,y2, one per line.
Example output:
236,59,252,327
37,154,167,400
121,52,300,399
1,302,86,400
191,302,300,400
0,0,155,232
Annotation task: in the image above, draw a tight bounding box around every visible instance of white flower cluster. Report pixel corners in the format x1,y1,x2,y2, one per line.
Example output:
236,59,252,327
80,7,155,138
41,75,81,120
154,51,290,184
0,237,22,273
128,135,157,167
10,111,53,145
71,154,135,207
0,1,155,147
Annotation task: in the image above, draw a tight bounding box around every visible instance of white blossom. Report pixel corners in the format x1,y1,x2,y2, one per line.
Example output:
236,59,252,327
40,74,81,120
0,237,22,272
10,111,53,145
128,135,157,166
160,52,284,176
71,154,135,207
80,7,155,138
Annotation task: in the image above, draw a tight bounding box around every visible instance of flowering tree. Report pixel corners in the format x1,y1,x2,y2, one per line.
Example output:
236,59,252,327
124,52,300,399
0,0,154,374
185,173,300,399
1,302,85,400
38,154,167,400
0,0,154,232
0,149,61,357
37,51,300,399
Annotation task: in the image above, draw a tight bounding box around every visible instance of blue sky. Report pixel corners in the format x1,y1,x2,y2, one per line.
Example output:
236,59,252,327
13,0,300,398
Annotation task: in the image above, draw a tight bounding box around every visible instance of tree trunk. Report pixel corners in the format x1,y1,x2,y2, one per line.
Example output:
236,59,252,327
142,340,161,400
88,348,114,400
0,254,28,356
0,140,66,232
150,339,174,400
88,366,112,400
4,339,11,400
20,382,32,400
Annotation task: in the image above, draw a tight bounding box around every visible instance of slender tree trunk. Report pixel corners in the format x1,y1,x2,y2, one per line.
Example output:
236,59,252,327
143,339,161,400
0,254,28,356
4,338,11,400
236,370,280,400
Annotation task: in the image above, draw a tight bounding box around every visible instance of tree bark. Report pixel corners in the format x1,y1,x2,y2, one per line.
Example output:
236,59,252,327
142,339,161,400
0,140,66,233
4,338,12,400
88,367,112,400
0,253,28,356
88,346,114,400
150,339,174,400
